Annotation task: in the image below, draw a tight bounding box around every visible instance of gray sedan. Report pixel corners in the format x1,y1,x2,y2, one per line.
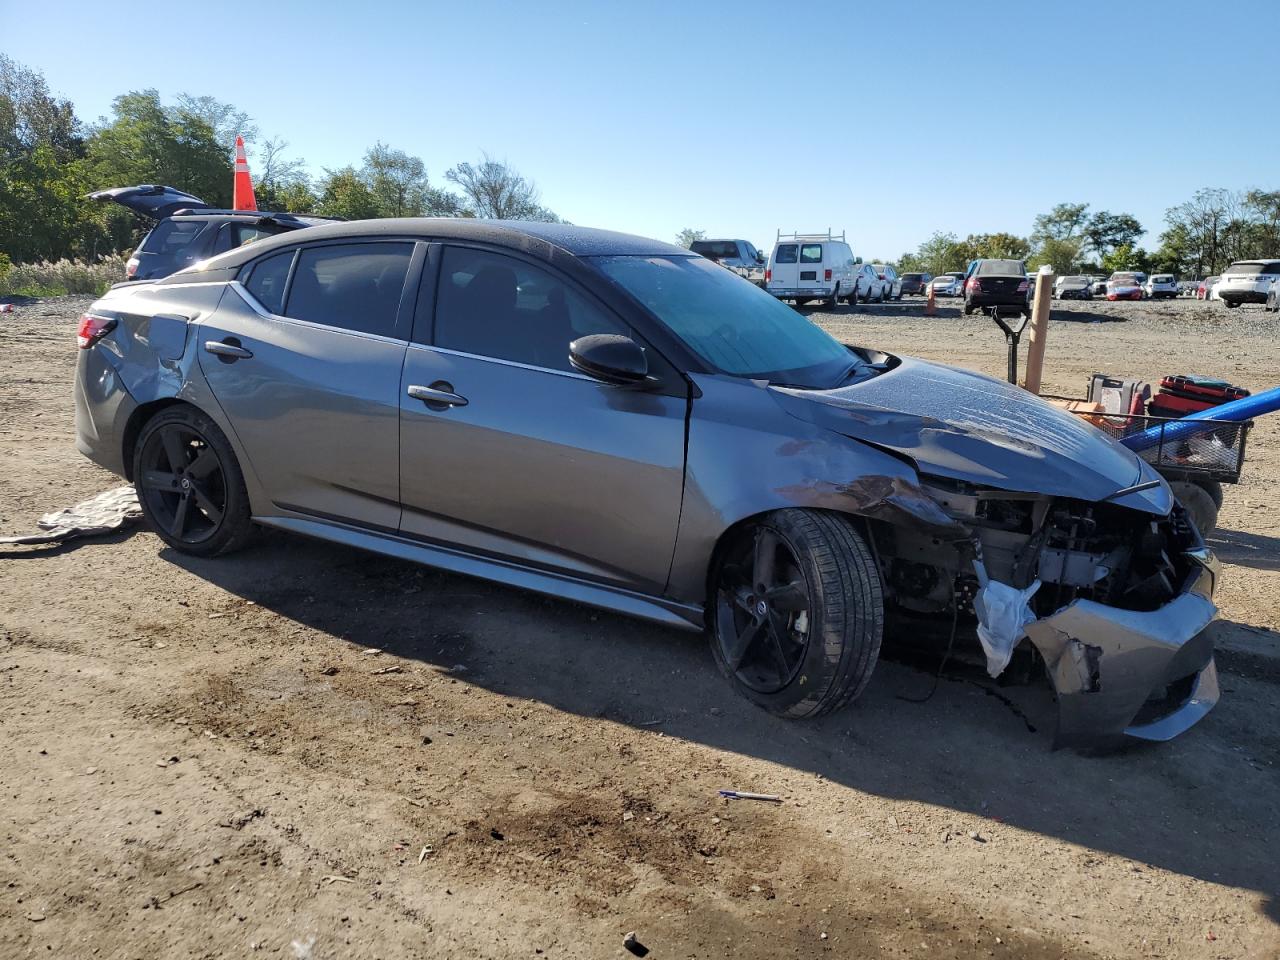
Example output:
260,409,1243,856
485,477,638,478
73,219,1220,748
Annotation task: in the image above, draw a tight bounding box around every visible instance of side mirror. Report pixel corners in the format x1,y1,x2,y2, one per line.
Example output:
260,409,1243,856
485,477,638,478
855,256,863,264
570,334,651,387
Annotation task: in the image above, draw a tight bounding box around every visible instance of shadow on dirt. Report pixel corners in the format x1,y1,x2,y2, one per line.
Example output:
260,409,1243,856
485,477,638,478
163,527,1280,922
1207,527,1280,572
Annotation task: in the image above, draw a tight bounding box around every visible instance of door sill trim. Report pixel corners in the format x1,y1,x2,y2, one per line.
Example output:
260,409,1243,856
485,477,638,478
253,514,705,632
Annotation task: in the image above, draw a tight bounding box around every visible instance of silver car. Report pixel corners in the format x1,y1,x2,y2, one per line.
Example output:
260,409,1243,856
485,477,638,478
73,219,1221,748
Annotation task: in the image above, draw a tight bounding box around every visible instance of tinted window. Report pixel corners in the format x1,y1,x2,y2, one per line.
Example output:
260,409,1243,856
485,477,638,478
141,219,208,257
976,259,1026,276
284,243,413,337
596,255,856,389
243,250,294,315
775,244,798,264
434,246,628,372
799,244,823,264
690,240,740,260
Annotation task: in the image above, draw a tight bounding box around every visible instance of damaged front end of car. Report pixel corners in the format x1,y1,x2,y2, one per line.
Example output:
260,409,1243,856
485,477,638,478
872,478,1220,749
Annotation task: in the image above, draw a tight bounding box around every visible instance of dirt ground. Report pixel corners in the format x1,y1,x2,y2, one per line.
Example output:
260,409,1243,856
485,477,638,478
1,293,1278,960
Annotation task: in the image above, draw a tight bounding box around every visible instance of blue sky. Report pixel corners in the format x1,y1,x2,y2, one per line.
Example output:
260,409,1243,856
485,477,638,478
3,0,1274,258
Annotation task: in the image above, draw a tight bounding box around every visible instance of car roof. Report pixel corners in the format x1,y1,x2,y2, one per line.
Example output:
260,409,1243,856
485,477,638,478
188,218,690,271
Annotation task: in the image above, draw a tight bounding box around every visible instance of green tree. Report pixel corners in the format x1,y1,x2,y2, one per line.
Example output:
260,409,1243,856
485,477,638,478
676,228,705,248
966,232,1031,260
1028,236,1082,275
1100,243,1151,274
1083,211,1143,263
1031,202,1090,244
445,153,558,221
315,166,381,220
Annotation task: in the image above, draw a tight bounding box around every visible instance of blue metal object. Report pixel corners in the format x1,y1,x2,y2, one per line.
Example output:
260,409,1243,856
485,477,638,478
1121,385,1280,451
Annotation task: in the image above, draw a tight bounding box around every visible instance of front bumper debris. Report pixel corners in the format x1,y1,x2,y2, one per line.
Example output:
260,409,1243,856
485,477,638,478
1024,549,1220,749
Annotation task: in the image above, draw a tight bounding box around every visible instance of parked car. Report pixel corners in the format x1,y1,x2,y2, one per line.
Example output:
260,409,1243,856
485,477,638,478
852,262,889,303
1215,259,1280,308
872,264,902,300
1196,276,1220,300
899,272,932,295
1088,276,1108,297
962,259,1030,316
88,184,335,281
690,238,767,287
930,272,966,297
766,231,859,308
71,217,1222,748
1144,274,1179,299
1106,272,1144,301
1053,275,1094,300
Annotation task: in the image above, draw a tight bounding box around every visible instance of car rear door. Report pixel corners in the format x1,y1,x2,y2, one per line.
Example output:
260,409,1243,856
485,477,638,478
796,242,825,294
770,243,799,290
197,239,422,529
396,243,687,594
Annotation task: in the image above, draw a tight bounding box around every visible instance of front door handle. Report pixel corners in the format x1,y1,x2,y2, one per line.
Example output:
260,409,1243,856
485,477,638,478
407,383,468,408
204,339,253,360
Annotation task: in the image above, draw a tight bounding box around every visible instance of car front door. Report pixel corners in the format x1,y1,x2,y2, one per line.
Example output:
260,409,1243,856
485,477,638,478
198,239,421,529
397,244,687,594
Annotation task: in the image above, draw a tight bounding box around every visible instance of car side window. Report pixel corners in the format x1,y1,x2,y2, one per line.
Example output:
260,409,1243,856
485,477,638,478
243,250,295,316
283,242,413,338
433,246,629,372
799,244,822,264
233,224,275,247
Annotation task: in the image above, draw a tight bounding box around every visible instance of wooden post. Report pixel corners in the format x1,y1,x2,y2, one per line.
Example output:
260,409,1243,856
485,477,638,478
1022,266,1053,394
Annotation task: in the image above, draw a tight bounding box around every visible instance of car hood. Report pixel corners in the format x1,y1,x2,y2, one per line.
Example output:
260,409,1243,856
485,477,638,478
769,355,1171,514
87,184,213,219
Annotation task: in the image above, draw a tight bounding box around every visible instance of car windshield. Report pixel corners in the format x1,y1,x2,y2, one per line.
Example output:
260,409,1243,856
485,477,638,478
594,255,859,388
1110,273,1139,283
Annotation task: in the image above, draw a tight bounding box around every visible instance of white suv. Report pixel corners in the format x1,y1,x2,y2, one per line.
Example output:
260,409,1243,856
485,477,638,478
1217,259,1280,308
1143,274,1178,299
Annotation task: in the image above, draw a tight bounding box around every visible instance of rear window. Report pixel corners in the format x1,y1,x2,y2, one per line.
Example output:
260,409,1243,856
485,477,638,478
1224,261,1280,275
243,250,294,315
774,244,798,264
799,244,823,264
1151,274,1174,282
975,259,1025,277
690,240,740,260
141,219,208,256
902,273,923,281
283,242,414,338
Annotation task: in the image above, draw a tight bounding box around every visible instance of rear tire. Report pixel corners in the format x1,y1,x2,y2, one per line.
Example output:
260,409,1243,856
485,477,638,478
1169,480,1219,537
1224,299,1239,309
828,286,841,310
133,405,254,557
710,510,884,719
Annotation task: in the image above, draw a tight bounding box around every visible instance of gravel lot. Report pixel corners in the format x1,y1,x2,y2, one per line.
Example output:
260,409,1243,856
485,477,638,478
1,293,1278,959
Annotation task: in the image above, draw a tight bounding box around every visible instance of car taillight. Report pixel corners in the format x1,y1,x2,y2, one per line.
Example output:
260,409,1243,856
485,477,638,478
966,277,980,291
765,269,771,282
1017,279,1028,292
824,269,832,281
125,257,140,279
77,313,116,349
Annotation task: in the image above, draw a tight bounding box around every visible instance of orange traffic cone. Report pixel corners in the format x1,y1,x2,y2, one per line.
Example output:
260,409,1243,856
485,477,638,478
233,135,257,211
925,283,936,316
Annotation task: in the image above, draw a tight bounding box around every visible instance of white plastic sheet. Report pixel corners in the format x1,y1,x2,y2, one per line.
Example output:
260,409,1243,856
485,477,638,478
0,485,141,546
972,578,1041,678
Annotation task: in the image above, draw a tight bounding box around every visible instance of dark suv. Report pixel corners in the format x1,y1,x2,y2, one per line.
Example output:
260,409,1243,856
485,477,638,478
962,258,1030,317
899,272,932,296
89,184,335,281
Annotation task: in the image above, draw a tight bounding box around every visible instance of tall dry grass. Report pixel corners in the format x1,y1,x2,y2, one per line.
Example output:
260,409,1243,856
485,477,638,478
0,255,128,298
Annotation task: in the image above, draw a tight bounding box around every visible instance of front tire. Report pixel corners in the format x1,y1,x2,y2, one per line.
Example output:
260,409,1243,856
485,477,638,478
1169,481,1219,537
133,405,254,557
710,509,884,719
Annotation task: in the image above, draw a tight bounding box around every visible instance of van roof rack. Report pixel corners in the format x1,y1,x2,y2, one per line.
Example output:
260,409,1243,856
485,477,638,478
776,229,846,242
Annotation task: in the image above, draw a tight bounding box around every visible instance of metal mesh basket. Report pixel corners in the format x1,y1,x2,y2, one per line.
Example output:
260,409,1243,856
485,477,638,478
1074,412,1250,482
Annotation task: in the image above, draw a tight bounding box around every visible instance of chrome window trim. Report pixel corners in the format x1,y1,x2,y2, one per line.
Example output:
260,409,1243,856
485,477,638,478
405,340,595,382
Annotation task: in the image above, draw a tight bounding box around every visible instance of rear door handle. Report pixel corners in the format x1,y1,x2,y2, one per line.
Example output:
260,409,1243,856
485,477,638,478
204,339,253,360
407,383,468,408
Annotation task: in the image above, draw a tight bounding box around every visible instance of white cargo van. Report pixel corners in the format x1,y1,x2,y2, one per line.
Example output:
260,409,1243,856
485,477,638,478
765,231,859,307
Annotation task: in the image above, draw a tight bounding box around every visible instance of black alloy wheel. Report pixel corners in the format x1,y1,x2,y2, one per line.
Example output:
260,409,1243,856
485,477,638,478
138,421,228,545
715,527,811,694
132,406,254,556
